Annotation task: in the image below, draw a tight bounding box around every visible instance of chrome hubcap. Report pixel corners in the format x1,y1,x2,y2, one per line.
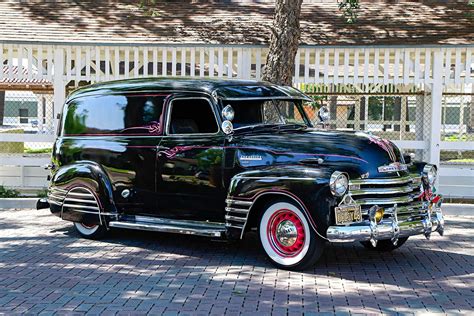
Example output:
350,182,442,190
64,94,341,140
276,220,298,247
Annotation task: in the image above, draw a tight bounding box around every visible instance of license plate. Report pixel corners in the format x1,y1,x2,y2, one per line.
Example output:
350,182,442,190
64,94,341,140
335,205,362,225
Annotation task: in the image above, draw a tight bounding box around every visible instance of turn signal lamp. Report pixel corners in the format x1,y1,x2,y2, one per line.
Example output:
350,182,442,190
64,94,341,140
375,208,385,223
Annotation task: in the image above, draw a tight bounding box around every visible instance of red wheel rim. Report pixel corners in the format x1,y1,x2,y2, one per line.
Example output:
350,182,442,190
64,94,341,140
267,209,305,258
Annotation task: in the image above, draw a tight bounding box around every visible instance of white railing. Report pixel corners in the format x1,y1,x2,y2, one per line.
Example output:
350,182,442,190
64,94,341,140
0,43,472,85
0,41,473,197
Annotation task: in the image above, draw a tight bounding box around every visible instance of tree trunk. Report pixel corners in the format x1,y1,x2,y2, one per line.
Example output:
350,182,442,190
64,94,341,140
261,0,303,86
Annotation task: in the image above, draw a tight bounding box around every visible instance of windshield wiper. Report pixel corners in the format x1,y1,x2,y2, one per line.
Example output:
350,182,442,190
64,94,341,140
234,123,281,132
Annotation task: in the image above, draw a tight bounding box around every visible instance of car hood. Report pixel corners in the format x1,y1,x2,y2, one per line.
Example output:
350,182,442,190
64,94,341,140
230,128,404,178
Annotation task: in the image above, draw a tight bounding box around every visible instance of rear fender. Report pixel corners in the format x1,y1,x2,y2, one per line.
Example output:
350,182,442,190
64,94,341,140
49,161,117,225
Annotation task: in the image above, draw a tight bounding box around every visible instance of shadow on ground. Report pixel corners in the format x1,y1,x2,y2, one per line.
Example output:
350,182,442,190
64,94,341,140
0,210,472,314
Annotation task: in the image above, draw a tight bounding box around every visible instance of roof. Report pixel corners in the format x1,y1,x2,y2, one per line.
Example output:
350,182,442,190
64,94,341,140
0,1,472,46
67,77,311,102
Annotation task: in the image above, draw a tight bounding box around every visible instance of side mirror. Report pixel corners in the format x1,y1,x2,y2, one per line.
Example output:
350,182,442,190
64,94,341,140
222,104,235,121
222,120,233,135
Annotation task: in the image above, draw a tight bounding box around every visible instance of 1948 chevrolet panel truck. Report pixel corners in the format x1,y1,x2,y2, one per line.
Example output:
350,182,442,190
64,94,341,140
37,78,444,270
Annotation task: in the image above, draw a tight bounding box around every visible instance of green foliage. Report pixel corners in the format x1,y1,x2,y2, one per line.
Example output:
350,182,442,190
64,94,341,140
37,188,48,198
0,186,20,198
24,147,53,154
137,0,161,17
444,134,469,142
338,0,360,23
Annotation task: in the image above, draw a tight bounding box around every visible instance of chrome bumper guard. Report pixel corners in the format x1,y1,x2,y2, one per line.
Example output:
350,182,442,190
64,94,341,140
326,205,445,244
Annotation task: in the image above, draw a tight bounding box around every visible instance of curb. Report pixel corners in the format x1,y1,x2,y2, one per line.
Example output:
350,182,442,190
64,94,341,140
0,198,38,209
0,198,473,215
442,203,474,216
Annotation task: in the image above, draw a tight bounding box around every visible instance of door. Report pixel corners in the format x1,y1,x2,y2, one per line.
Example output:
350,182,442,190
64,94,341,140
156,96,226,222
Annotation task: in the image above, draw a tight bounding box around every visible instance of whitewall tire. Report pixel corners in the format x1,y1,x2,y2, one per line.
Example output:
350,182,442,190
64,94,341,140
259,200,325,270
73,222,107,239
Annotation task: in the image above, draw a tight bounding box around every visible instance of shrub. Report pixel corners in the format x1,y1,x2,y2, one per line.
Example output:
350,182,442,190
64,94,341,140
0,186,20,198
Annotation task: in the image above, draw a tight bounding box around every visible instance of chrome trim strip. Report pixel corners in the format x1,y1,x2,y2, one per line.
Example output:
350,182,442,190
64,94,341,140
62,203,100,211
48,193,65,201
63,197,98,204
133,215,225,229
225,207,250,214
355,195,414,206
109,221,224,237
350,185,415,196
350,176,412,186
49,199,62,206
232,176,316,181
225,223,245,229
225,199,253,206
61,186,104,225
50,188,68,194
65,209,116,216
360,202,427,216
219,96,311,101
225,215,247,223
66,192,96,198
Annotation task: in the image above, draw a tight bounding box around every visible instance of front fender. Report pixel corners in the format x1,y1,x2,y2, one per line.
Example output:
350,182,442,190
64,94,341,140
226,165,338,239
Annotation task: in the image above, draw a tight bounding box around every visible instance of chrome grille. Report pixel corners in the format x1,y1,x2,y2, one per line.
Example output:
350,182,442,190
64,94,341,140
349,174,425,217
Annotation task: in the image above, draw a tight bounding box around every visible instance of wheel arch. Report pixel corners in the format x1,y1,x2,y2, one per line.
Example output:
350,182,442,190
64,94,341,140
225,163,341,240
49,160,118,224
245,190,317,234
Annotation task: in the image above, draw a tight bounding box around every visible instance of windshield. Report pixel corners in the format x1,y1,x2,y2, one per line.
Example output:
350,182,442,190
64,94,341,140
223,99,311,129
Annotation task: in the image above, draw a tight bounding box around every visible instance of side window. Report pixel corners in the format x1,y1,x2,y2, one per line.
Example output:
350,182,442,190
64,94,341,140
168,98,218,134
62,94,166,136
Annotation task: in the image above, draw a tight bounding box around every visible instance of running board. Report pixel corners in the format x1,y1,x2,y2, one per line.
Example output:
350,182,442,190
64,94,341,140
108,215,226,238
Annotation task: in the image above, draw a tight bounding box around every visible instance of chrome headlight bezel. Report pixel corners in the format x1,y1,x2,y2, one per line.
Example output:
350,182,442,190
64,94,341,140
329,171,349,197
422,164,437,186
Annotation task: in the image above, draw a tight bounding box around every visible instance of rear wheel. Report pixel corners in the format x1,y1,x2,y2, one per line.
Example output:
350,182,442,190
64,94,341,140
258,200,325,271
73,222,107,240
361,237,409,252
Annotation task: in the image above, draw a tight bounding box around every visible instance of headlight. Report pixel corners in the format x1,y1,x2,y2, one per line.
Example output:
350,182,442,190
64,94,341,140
422,164,437,186
330,171,349,197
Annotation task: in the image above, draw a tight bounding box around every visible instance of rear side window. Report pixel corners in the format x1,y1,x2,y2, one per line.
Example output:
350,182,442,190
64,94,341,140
62,94,167,136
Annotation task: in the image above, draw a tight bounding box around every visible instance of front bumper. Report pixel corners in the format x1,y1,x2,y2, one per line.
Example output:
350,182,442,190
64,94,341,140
326,206,444,243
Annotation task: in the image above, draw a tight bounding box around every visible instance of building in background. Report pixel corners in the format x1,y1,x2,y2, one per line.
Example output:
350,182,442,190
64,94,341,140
0,0,472,197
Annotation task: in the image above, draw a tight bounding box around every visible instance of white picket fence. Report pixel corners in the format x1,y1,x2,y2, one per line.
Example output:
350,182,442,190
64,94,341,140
0,42,473,197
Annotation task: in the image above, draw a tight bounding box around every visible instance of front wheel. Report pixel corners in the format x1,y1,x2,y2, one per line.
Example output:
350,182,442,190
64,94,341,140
361,237,409,252
259,200,325,270
73,222,107,240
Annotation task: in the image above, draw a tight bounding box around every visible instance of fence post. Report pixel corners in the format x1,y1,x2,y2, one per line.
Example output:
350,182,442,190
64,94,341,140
429,50,443,167
53,48,65,132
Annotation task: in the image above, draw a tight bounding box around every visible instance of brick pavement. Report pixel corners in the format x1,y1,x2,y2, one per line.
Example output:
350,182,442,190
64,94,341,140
0,209,472,315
